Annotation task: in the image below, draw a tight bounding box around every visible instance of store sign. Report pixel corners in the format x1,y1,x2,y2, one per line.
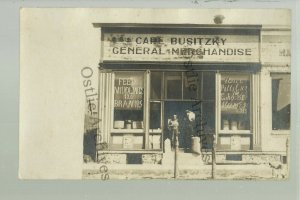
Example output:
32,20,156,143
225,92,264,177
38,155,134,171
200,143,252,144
221,75,250,114
261,34,291,65
102,33,259,63
114,73,144,110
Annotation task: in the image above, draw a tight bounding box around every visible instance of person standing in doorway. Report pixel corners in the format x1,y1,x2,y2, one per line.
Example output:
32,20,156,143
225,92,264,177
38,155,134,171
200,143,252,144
184,110,195,152
168,115,179,150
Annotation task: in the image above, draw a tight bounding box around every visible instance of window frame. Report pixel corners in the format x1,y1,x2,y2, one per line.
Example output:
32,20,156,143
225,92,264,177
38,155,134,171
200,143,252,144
109,71,148,150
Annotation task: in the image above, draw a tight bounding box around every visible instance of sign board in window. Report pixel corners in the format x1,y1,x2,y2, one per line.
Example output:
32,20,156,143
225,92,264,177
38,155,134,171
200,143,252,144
114,72,144,110
220,74,251,131
221,74,250,115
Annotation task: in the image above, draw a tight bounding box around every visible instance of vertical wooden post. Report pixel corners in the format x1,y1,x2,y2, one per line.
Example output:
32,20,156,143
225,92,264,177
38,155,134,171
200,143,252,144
144,70,150,149
212,134,216,179
174,133,179,179
286,136,289,176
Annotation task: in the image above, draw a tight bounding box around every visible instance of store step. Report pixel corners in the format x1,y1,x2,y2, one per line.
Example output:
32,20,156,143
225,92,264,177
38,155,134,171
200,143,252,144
162,152,204,166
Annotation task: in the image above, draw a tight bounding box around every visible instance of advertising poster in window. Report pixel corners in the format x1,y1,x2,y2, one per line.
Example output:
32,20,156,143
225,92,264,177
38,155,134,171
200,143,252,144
114,73,144,110
221,74,250,115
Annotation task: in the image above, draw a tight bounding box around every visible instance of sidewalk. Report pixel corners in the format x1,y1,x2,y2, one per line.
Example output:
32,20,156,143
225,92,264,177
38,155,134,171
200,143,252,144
82,162,280,180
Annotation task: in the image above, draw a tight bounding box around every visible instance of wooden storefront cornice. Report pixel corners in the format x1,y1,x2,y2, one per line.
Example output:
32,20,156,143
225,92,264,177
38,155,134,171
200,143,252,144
92,23,262,30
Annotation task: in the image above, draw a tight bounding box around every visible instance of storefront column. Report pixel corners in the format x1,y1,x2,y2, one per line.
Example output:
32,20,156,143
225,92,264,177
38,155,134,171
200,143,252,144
252,73,261,150
144,70,150,149
97,71,105,144
215,72,221,145
97,70,112,146
107,72,113,145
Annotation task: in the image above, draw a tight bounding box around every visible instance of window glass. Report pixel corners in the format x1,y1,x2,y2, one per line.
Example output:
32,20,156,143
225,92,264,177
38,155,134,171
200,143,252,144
113,72,144,129
203,72,215,100
150,72,162,100
221,74,250,131
192,101,214,149
183,71,200,100
202,102,215,133
150,102,161,130
165,72,182,99
272,74,291,130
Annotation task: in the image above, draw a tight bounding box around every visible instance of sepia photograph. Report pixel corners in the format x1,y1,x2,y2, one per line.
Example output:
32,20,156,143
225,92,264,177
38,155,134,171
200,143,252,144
19,8,291,181
0,0,299,198
81,9,291,180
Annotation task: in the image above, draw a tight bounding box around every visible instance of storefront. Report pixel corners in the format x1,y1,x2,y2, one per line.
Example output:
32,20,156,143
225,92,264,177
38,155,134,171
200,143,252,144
93,24,290,165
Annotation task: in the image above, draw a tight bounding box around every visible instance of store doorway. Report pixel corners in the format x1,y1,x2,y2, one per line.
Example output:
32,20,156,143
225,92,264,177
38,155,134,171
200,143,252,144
164,101,198,152
150,71,216,152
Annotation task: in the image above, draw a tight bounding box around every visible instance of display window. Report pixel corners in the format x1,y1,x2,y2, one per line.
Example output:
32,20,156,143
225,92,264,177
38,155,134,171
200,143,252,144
110,72,145,150
113,71,144,130
217,73,254,151
220,74,251,132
